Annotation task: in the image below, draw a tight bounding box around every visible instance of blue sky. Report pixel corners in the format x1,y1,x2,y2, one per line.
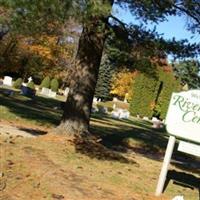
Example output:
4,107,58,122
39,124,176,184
112,5,199,44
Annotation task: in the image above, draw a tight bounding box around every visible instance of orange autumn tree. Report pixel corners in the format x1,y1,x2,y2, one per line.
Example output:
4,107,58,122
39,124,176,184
0,33,77,81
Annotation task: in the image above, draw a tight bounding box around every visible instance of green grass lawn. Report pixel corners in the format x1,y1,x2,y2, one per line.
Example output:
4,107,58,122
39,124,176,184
0,86,199,200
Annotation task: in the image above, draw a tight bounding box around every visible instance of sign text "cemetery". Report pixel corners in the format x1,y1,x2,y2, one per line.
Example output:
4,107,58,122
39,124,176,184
173,94,200,124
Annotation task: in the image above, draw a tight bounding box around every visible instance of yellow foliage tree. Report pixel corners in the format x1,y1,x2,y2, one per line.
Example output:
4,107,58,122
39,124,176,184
110,69,137,101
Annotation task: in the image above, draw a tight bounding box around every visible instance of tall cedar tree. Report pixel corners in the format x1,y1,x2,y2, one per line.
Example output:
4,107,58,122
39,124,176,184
95,54,115,100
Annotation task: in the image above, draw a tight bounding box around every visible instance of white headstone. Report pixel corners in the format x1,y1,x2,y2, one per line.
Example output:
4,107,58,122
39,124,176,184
98,106,107,113
111,109,130,119
124,93,129,103
111,110,120,119
113,97,118,102
28,76,32,83
172,195,184,200
3,76,12,86
93,97,98,105
49,90,57,98
152,117,163,128
91,107,98,113
119,109,130,119
64,87,69,97
41,87,51,96
143,116,149,121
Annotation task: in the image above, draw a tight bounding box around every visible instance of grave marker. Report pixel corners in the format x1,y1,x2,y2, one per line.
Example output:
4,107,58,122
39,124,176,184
3,76,12,86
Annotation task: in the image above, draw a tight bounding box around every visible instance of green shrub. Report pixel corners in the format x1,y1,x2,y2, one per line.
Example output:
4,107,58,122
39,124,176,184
130,72,158,118
13,78,23,89
27,81,35,90
50,78,59,92
40,76,50,89
154,68,181,119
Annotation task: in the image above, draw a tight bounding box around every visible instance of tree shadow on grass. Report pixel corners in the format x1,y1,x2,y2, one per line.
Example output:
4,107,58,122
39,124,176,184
73,115,169,164
90,122,168,160
164,170,200,199
18,127,48,136
74,134,138,164
0,88,62,126
90,116,200,174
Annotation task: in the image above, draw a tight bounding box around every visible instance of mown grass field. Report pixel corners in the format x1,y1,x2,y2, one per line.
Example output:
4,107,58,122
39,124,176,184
0,86,199,200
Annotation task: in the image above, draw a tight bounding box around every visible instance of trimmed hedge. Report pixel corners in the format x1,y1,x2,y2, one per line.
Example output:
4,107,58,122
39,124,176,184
50,78,59,92
154,68,180,119
40,76,50,89
13,78,23,89
27,81,35,90
130,72,158,118
130,68,181,119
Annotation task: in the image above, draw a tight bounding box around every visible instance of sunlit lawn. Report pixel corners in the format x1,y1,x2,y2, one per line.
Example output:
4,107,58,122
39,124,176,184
0,86,199,200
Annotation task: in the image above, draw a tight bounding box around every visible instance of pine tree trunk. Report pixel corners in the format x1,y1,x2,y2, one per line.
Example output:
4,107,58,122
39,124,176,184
57,15,111,135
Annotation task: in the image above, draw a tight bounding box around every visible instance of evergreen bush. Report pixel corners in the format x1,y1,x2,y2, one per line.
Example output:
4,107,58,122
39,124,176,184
27,81,35,90
40,76,50,89
50,78,59,92
13,78,23,89
95,55,115,100
130,67,181,119
129,72,158,118
154,68,180,119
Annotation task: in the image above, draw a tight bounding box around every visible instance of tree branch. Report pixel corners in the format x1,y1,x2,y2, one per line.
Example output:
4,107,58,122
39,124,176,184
108,14,128,32
173,3,200,26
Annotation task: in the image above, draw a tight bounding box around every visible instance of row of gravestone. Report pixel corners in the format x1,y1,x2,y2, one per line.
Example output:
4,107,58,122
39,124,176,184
1,76,70,99
93,96,164,125
92,106,130,120
140,115,164,128
92,97,130,120
40,87,69,98
2,76,161,124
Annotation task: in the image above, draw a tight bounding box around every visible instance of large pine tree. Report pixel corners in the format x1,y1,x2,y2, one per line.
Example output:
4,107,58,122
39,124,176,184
1,0,200,134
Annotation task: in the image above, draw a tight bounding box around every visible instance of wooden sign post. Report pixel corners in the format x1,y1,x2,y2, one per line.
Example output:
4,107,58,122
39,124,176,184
155,90,200,196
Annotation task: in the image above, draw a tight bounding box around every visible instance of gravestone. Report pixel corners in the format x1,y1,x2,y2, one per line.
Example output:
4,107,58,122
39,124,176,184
41,87,51,96
3,76,12,86
28,76,32,83
40,87,57,98
64,87,69,97
152,117,163,128
49,90,57,98
98,106,107,114
111,108,130,119
91,107,98,113
143,116,149,121
113,97,118,102
21,85,35,98
93,97,98,105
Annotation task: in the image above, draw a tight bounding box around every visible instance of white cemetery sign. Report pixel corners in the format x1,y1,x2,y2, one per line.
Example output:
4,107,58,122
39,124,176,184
155,90,200,196
165,90,200,143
